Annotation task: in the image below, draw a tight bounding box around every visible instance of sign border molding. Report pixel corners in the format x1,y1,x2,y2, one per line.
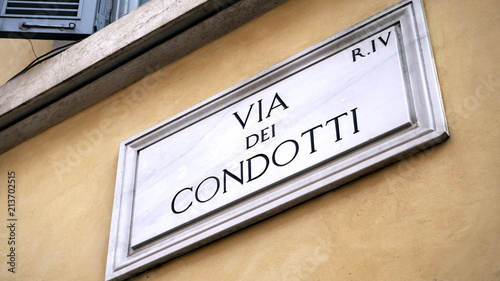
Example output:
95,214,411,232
106,0,449,280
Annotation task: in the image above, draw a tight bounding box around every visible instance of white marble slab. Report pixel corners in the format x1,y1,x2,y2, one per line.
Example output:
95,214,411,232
131,25,410,248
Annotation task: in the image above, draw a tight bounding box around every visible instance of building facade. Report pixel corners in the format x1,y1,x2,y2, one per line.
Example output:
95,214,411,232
0,0,498,280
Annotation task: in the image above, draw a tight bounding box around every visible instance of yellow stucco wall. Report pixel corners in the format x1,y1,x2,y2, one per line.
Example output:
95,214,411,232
0,39,53,85
0,0,499,280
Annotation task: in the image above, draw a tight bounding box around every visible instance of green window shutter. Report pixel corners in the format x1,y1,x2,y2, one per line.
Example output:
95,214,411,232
0,0,105,39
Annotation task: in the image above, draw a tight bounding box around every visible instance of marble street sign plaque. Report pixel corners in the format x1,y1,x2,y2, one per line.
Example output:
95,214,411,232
106,1,448,280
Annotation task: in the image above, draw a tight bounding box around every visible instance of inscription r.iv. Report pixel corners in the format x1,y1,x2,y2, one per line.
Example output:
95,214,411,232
352,31,392,62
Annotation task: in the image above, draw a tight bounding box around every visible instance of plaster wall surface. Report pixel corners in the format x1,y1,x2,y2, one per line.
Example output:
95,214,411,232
0,39,53,85
0,0,498,280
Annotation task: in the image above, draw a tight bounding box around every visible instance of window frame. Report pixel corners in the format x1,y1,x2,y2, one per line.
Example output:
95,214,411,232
0,0,104,39
110,0,142,22
0,0,150,40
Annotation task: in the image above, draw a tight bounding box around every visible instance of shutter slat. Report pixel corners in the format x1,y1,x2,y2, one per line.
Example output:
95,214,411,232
3,0,79,18
8,1,79,5
8,3,79,9
7,0,79,3
5,8,78,17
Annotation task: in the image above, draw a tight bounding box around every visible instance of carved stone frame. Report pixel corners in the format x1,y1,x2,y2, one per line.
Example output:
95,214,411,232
106,0,448,280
